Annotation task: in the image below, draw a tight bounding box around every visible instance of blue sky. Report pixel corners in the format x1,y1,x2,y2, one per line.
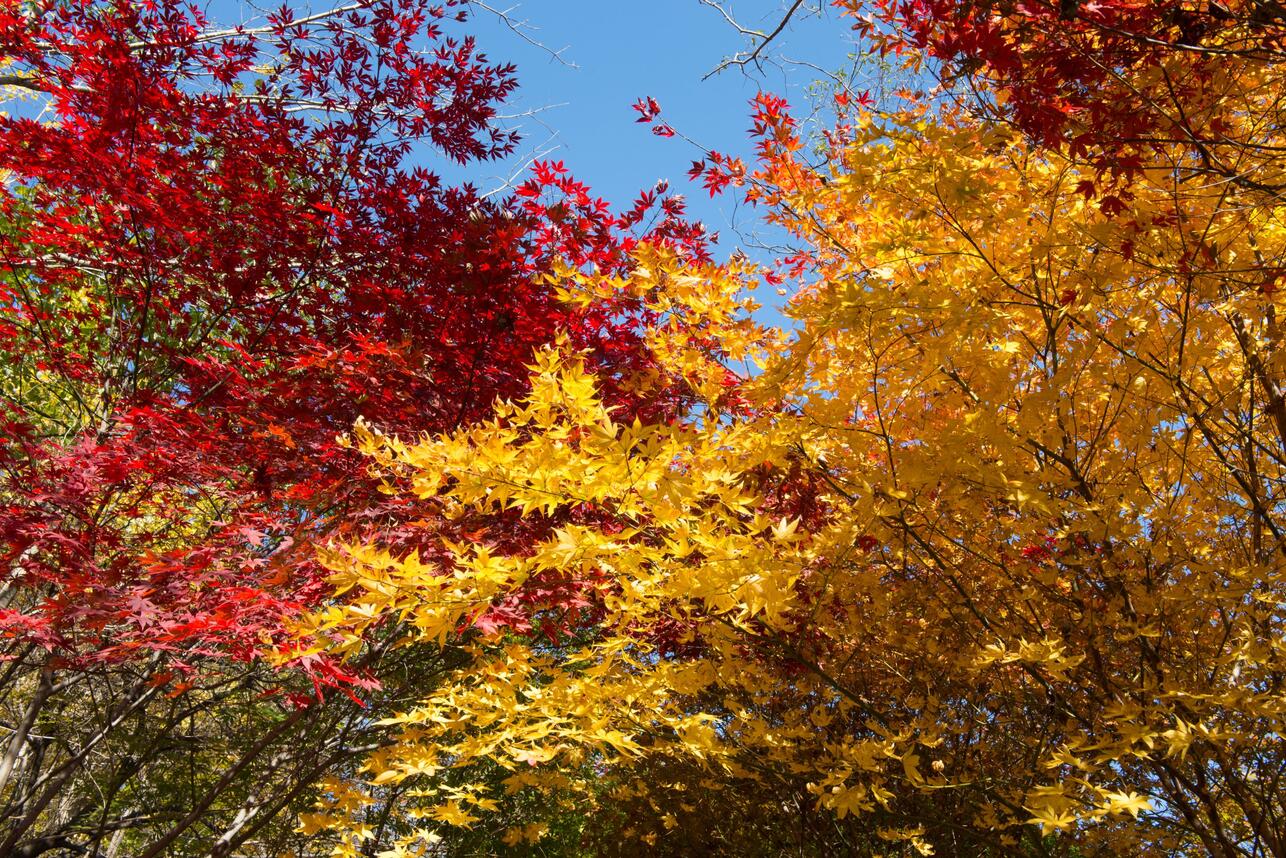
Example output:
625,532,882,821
455,1,860,252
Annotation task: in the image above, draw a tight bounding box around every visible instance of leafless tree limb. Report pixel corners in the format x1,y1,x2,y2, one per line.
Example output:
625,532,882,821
481,133,561,199
468,1,578,68
701,0,807,80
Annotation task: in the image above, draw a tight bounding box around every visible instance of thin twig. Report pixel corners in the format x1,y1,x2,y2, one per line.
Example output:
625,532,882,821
468,1,578,68
702,0,807,80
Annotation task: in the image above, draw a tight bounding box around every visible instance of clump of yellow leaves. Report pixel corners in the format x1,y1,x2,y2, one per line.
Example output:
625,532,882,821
303,103,1286,855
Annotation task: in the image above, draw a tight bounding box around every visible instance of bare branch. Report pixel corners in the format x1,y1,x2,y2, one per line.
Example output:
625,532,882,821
468,1,578,68
701,0,807,80
131,2,367,49
481,133,560,199
0,75,51,93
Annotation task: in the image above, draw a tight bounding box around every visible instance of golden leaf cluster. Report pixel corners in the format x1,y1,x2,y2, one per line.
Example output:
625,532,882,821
300,41,1286,858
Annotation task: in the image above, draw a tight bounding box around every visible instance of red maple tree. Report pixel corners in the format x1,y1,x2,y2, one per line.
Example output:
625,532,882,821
0,0,703,688
0,2,715,852
849,0,1286,189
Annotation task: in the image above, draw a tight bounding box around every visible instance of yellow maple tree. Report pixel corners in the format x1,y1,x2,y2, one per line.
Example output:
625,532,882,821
298,39,1286,858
